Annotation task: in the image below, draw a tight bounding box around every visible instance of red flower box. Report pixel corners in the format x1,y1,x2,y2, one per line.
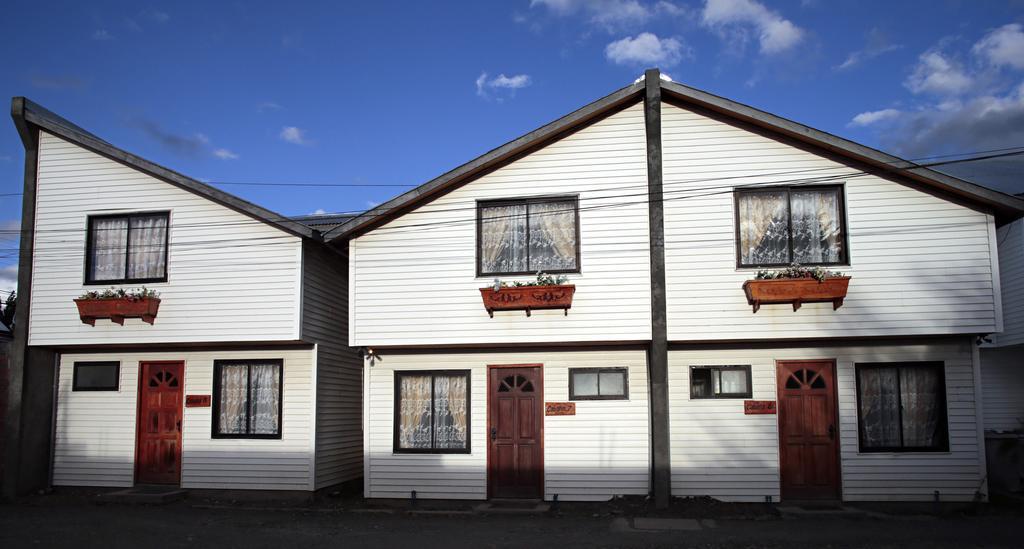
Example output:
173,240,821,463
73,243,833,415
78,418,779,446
480,284,575,317
74,297,161,326
742,277,851,313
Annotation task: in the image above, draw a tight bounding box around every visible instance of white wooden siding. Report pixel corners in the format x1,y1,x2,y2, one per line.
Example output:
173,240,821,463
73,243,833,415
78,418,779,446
993,220,1024,346
980,346,1024,432
365,349,649,501
53,348,316,490
29,132,302,346
350,102,651,347
301,241,364,489
661,103,998,341
669,338,984,502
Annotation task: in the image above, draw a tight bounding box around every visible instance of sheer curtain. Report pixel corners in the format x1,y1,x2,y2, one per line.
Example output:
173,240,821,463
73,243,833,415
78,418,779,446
250,363,281,435
858,367,902,448
433,375,468,449
90,218,128,280
528,201,577,271
128,215,168,279
791,189,841,264
218,364,248,435
900,367,943,447
738,192,789,265
716,369,748,395
480,205,527,273
399,375,433,449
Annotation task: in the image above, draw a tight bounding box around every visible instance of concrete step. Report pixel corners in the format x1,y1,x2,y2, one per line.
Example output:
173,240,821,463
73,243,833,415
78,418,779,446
98,485,187,505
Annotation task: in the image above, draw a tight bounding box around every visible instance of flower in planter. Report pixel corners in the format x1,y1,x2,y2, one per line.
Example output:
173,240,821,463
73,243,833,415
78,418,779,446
754,264,843,283
497,272,570,289
78,286,160,301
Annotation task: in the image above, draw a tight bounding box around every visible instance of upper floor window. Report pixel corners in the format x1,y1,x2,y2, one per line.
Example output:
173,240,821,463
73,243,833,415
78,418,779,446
477,197,579,276
735,186,847,268
86,212,169,284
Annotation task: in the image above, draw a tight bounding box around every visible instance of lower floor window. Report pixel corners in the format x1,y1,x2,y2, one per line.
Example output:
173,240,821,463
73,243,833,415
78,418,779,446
690,365,752,398
213,359,283,438
395,371,470,453
855,362,949,452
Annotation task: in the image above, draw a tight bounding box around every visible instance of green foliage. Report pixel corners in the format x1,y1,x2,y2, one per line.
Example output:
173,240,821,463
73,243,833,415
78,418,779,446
78,287,160,301
1,291,14,331
497,272,570,288
754,264,843,283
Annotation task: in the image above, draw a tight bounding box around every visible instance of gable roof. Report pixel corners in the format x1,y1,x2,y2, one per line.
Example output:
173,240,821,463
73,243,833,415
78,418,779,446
10,97,319,240
290,213,359,233
325,71,1024,241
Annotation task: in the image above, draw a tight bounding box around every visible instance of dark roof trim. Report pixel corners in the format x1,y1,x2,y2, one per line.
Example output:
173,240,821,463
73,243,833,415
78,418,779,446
658,80,1024,224
10,97,319,240
323,80,646,241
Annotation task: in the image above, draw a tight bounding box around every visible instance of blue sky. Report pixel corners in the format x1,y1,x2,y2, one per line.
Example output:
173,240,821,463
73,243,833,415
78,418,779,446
2,0,1024,290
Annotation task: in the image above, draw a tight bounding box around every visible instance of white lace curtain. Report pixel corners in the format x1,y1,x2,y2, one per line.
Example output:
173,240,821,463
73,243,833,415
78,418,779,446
858,365,945,449
398,373,468,450
217,361,281,436
89,214,167,280
480,200,576,274
738,189,841,265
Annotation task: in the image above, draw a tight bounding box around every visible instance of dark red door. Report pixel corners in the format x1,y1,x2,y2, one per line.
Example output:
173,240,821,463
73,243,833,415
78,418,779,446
136,361,184,485
488,366,543,499
777,360,840,500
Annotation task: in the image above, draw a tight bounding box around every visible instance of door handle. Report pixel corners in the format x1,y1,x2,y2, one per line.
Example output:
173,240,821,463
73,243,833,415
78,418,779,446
827,425,835,440
490,427,497,441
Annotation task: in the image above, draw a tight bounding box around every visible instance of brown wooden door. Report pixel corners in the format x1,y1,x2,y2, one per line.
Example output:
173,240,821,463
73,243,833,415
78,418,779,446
136,361,184,485
487,366,543,499
777,360,840,500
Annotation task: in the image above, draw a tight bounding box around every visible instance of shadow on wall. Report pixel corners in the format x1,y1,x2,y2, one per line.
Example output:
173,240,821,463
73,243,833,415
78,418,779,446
0,337,9,484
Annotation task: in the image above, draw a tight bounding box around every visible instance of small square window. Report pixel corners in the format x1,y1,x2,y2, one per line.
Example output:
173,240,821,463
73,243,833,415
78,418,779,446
690,366,752,399
72,361,120,391
569,368,628,400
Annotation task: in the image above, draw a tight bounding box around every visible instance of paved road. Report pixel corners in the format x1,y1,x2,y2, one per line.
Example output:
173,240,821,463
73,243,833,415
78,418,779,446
3,500,1024,548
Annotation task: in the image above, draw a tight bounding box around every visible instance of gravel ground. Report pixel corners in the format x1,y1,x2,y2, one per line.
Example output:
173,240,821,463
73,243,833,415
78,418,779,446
1,492,1023,549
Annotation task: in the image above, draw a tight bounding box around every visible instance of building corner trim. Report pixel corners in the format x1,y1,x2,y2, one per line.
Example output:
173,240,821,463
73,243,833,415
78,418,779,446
644,69,671,509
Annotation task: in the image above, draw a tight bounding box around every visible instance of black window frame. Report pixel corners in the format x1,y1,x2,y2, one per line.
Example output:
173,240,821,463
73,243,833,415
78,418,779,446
569,367,629,400
84,211,171,285
476,195,582,277
689,365,753,399
733,185,849,269
211,359,284,440
393,370,472,454
71,361,120,391
854,361,950,453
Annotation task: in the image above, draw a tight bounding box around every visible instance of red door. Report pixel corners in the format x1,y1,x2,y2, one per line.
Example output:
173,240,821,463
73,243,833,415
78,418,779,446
777,360,840,500
488,365,543,499
135,361,184,485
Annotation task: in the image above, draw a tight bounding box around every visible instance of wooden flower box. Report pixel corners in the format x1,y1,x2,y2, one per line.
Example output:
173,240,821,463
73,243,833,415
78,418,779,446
742,277,850,313
74,297,161,326
480,284,575,317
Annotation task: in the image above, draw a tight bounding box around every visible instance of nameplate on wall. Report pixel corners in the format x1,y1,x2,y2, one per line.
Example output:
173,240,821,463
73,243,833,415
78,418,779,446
186,395,211,407
545,402,576,416
744,400,776,414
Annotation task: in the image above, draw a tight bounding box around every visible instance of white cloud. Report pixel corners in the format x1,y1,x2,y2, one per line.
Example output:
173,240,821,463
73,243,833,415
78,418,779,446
700,0,804,55
836,28,902,70
257,101,283,112
972,23,1024,70
0,265,16,293
310,208,328,215
476,72,532,99
530,0,687,31
904,51,973,96
280,126,311,145
848,108,902,127
147,10,170,23
0,155,11,162
605,32,689,66
92,29,114,41
213,148,239,160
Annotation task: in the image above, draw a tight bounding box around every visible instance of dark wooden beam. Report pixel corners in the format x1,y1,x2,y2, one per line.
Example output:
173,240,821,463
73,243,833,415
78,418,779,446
644,69,671,509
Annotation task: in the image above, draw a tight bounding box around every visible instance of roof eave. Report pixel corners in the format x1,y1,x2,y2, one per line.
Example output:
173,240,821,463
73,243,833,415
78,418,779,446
12,97,320,241
324,80,646,241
